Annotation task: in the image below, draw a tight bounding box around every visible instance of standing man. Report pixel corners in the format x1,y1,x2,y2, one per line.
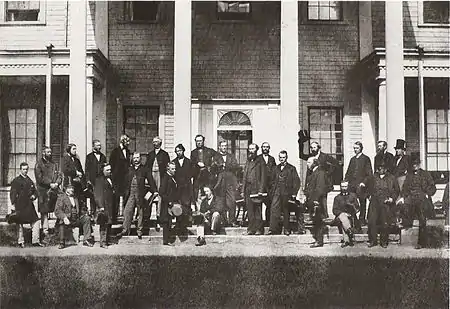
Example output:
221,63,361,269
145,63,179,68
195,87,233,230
191,134,219,203
35,146,62,240
366,161,400,248
145,136,170,190
332,181,359,247
110,134,131,220
344,141,373,227
298,135,338,218
10,162,43,247
241,143,267,235
85,140,107,214
117,153,157,239
392,139,410,189
304,157,328,248
267,151,300,236
172,144,193,233
61,143,85,199
374,140,395,174
397,154,436,249
94,163,116,248
214,141,240,227
159,162,179,246
259,142,277,226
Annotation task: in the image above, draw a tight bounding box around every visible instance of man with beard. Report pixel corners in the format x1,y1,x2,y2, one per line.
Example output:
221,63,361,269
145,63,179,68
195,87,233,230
10,162,43,248
397,154,436,249
392,139,410,190
332,181,359,247
172,144,193,234
145,136,170,190
267,151,300,235
159,162,179,246
110,135,131,220
214,141,240,227
61,143,86,199
35,146,62,240
85,140,107,214
365,161,400,248
190,135,219,205
94,163,116,248
374,140,395,174
344,141,373,227
298,135,338,218
304,157,328,248
259,142,276,226
241,143,267,235
116,153,157,239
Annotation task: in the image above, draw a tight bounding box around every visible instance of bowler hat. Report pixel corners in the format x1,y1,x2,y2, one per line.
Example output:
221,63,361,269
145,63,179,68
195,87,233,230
394,139,406,150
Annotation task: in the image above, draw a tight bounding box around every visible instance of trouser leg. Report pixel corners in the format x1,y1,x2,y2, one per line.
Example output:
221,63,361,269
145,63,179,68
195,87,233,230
338,213,351,231
31,220,40,244
162,222,170,244
254,203,263,233
226,186,236,224
269,194,281,233
416,201,427,247
41,213,49,235
137,206,144,236
100,224,107,245
80,215,92,240
282,198,290,233
211,212,221,233
296,207,305,232
359,197,367,223
265,197,271,226
59,224,65,245
368,206,378,244
321,195,329,218
122,194,136,233
247,199,256,233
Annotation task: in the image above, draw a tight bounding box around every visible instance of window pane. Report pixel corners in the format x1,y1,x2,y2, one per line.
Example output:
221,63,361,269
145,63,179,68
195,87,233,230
437,155,448,170
126,109,135,123
8,109,15,123
27,124,37,138
436,109,446,123
16,109,26,123
309,1,319,6
8,169,16,183
26,138,37,153
308,7,319,20
27,109,37,123
427,141,437,152
427,124,438,138
26,154,36,168
15,139,26,153
16,154,26,167
136,109,145,124
9,123,15,139
427,110,436,123
15,124,26,138
217,1,227,12
427,156,437,170
329,5,339,20
319,6,329,19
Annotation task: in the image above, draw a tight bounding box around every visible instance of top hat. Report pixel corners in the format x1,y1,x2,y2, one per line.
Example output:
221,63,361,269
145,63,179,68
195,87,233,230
298,130,310,142
168,203,183,217
410,152,421,164
394,139,406,150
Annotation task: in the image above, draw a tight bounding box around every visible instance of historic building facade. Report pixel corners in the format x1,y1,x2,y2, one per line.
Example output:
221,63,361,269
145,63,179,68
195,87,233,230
0,1,449,214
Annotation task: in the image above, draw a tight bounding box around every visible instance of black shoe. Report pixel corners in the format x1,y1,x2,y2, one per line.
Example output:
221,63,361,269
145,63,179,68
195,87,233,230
255,230,263,236
155,224,161,232
231,222,240,227
245,231,255,235
284,231,290,236
137,234,142,240
18,243,25,248
341,242,350,248
368,243,377,248
32,242,45,247
266,231,274,235
294,230,306,235
58,244,65,249
415,244,422,250
100,243,108,249
195,237,206,246
310,242,324,248
381,244,388,248
163,242,175,246
83,241,94,247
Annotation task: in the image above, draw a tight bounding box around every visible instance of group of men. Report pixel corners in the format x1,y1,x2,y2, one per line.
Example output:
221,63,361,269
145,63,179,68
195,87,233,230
7,130,446,250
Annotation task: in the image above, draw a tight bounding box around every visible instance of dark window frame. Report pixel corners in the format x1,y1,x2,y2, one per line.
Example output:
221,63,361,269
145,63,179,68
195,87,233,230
124,1,161,23
216,1,252,21
423,1,450,25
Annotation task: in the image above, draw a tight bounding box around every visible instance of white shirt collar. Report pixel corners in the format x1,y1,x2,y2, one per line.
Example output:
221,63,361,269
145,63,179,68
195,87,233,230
356,153,362,158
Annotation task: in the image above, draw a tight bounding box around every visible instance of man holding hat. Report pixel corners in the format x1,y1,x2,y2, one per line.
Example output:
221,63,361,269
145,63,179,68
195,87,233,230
332,181,359,247
397,153,436,249
159,161,179,246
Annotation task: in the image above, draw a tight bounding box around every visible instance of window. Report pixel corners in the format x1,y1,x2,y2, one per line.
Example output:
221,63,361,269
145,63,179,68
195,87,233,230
308,107,343,184
423,1,450,24
123,107,159,162
4,109,38,185
217,1,251,21
425,78,450,183
307,1,341,21
124,1,160,22
3,1,42,22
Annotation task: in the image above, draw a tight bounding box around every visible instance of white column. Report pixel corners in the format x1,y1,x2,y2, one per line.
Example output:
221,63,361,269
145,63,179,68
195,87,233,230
378,79,387,141
361,85,377,160
69,0,87,164
418,56,426,164
93,82,107,149
191,102,201,150
280,0,300,171
174,0,192,154
385,1,405,149
45,48,52,147
86,77,94,154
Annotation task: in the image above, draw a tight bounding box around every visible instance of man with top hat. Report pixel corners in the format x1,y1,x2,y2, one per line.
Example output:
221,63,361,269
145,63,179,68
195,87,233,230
159,161,179,246
365,160,400,248
397,153,436,249
344,141,373,227
392,139,410,189
332,180,359,247
258,142,277,226
374,140,395,174
110,134,131,221
241,143,268,235
267,150,300,236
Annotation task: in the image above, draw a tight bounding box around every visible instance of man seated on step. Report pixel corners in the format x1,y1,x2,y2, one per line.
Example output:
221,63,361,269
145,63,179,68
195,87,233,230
332,181,360,248
54,185,94,249
193,186,226,246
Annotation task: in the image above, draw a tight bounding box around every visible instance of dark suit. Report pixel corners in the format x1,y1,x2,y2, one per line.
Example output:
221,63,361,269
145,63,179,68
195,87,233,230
173,157,193,229
10,175,38,224
94,176,116,245
269,163,300,234
85,151,107,187
366,172,400,246
392,155,410,192
146,149,170,189
109,146,131,197
35,158,62,213
54,193,91,245
61,153,85,198
374,151,395,174
242,155,267,234
344,153,373,223
259,154,277,224
304,167,328,244
198,195,226,233
190,146,219,198
159,173,179,244
214,153,240,224
300,150,337,217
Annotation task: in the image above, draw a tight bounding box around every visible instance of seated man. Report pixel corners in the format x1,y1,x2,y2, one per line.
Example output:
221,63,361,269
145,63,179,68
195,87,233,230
193,186,225,246
54,185,94,249
332,181,360,247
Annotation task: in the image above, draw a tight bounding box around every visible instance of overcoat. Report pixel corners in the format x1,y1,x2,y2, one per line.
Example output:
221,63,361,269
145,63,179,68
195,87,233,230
10,174,39,224
94,176,116,225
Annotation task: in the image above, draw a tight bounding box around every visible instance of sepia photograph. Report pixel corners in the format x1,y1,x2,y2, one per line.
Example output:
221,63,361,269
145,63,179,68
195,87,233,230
0,0,448,308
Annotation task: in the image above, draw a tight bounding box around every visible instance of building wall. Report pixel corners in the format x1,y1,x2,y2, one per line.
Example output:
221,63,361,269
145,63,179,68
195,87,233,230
372,1,450,51
192,1,280,99
107,1,174,156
